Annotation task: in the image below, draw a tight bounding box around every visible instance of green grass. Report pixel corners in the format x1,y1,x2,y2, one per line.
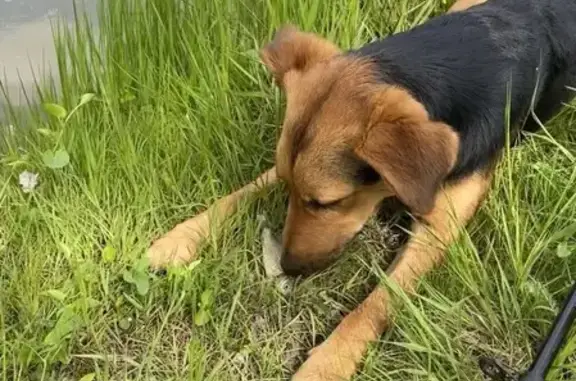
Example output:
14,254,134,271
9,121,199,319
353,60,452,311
1,0,575,380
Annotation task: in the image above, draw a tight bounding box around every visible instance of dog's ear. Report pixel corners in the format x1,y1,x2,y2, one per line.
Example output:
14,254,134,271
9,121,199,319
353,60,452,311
260,25,340,86
354,89,459,215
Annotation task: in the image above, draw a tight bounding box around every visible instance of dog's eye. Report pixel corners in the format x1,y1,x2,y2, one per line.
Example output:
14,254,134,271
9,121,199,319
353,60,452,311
305,198,340,210
355,164,380,185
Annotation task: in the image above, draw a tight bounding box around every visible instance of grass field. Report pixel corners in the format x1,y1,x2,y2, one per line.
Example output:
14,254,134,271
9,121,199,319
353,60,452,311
1,0,575,380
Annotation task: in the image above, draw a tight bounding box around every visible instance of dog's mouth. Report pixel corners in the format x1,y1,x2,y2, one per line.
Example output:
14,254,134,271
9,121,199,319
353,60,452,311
276,198,409,277
281,213,410,277
280,238,357,277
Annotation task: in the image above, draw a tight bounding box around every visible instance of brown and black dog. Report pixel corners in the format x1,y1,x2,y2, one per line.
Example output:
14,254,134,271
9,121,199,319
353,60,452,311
149,0,576,379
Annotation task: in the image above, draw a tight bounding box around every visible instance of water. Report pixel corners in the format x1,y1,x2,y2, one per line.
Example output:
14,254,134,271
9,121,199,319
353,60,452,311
0,0,96,108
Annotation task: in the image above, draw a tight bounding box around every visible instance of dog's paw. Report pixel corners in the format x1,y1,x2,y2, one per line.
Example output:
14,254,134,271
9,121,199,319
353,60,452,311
148,214,210,269
148,233,199,269
291,337,359,381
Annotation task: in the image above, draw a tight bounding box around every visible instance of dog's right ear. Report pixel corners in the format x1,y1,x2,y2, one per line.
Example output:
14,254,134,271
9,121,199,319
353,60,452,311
354,87,460,215
260,25,340,86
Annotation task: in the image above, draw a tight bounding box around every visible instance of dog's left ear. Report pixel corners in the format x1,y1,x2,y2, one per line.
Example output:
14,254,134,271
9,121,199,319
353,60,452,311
354,89,460,215
260,25,340,86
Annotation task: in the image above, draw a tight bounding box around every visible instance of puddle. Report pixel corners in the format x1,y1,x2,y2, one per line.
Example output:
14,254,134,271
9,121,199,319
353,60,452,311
0,0,96,111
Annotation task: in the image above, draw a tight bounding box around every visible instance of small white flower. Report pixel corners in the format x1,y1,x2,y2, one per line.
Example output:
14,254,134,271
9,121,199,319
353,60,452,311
3,125,15,134
19,171,39,193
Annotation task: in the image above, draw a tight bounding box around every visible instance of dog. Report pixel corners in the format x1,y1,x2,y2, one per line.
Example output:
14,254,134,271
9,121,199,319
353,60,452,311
148,0,576,379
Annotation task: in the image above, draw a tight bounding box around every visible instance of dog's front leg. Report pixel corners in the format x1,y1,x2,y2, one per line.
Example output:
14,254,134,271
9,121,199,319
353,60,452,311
292,171,492,381
148,167,277,269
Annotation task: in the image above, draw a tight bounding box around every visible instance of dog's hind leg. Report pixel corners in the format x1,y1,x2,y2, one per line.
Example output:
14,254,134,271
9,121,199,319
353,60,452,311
148,167,277,269
292,170,493,381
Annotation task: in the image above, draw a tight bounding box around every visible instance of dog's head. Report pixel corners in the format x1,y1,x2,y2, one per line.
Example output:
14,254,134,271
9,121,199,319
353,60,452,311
261,26,459,275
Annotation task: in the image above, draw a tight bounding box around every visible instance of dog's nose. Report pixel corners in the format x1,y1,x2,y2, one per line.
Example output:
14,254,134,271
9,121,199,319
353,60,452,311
280,252,309,277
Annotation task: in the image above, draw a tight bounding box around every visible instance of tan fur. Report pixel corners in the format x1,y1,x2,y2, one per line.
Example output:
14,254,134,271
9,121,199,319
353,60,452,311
356,87,460,215
264,36,460,270
448,0,487,13
260,25,340,87
148,167,277,268
292,171,493,380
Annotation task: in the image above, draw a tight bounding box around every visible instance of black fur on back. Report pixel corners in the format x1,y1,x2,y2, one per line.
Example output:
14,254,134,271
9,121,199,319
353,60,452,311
350,0,576,180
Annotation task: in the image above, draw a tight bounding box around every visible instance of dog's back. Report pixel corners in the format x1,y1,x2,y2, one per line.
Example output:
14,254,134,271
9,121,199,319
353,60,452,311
351,0,576,179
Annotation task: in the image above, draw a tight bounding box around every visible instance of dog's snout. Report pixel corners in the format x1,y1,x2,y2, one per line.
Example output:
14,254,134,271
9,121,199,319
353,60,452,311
280,249,339,277
280,251,309,276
